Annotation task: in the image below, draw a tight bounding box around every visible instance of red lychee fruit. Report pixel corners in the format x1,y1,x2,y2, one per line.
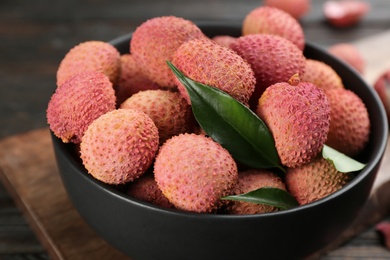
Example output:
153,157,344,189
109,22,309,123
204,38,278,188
226,169,287,215
328,43,365,74
324,0,370,28
285,156,351,205
231,34,306,110
116,54,160,105
325,88,370,157
127,172,174,209
256,75,330,168
47,71,116,144
56,41,121,87
242,6,305,50
172,38,256,106
80,109,159,185
302,59,344,91
130,16,206,88
264,0,311,20
211,35,237,48
120,89,194,144
373,70,390,124
154,133,238,213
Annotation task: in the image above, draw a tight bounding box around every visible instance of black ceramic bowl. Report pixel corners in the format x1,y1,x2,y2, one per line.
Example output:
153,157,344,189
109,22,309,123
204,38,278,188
51,22,388,260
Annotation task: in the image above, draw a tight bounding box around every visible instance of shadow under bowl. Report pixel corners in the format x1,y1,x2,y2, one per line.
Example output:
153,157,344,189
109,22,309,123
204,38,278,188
51,22,388,260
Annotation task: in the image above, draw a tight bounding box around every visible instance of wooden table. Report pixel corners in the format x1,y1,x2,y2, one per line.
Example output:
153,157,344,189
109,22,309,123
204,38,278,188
1,0,390,259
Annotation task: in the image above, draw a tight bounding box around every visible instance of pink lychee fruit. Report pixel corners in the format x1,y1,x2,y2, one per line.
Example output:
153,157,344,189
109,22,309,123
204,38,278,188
80,109,159,185
325,88,370,157
242,6,305,50
130,16,206,88
256,74,330,168
264,0,311,20
47,71,116,144
376,221,390,249
231,34,306,110
116,54,160,105
211,35,237,48
56,41,121,87
324,0,370,28
302,59,345,91
154,133,238,213
285,156,351,205
172,38,256,106
226,169,287,215
120,89,194,144
328,43,365,74
373,70,390,124
127,172,174,209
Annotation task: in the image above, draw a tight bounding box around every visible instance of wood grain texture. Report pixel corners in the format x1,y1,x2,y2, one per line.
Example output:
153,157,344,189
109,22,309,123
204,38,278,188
0,129,130,260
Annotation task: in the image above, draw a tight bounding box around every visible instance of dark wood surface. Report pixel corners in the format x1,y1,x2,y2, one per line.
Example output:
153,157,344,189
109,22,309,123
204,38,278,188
1,0,390,259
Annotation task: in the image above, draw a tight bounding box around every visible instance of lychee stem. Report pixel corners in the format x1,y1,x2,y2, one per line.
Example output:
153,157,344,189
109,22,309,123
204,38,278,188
288,73,301,86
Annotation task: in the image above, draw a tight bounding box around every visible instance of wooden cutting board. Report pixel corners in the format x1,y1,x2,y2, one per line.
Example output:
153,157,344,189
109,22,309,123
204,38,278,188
0,31,390,259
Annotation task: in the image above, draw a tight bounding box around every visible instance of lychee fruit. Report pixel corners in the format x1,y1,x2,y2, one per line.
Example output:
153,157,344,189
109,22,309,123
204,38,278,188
242,6,305,50
285,156,351,205
127,172,174,209
373,70,390,123
130,16,206,88
120,89,194,144
56,41,121,87
172,38,256,106
302,59,344,91
47,71,116,144
226,169,287,215
231,34,306,110
325,88,370,157
211,35,237,48
256,74,330,168
264,0,311,20
324,0,370,28
116,54,160,105
376,221,390,249
80,109,159,185
154,133,238,213
328,43,365,74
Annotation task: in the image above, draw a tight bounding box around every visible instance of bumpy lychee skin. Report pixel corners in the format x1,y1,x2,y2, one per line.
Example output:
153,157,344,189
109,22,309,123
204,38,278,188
302,59,344,91
264,0,311,20
120,89,194,144
231,34,306,110
172,38,256,106
226,169,286,215
328,43,365,74
80,109,159,185
242,6,305,50
325,88,370,157
127,173,174,209
154,133,238,213
47,71,116,144
285,156,351,205
130,16,206,88
256,75,330,168
116,54,160,105
211,35,237,48
56,41,121,87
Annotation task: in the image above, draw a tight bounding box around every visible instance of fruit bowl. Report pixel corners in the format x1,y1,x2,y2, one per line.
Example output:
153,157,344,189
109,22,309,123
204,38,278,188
51,22,388,260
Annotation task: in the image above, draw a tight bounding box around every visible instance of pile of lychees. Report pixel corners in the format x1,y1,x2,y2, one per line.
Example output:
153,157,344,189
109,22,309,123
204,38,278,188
47,5,370,214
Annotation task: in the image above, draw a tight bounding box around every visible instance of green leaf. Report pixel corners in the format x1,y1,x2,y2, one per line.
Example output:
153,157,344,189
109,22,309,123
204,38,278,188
322,145,366,173
221,187,299,210
167,61,283,171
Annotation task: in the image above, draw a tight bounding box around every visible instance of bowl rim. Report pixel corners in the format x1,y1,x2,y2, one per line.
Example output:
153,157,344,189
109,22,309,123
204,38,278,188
54,21,389,220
